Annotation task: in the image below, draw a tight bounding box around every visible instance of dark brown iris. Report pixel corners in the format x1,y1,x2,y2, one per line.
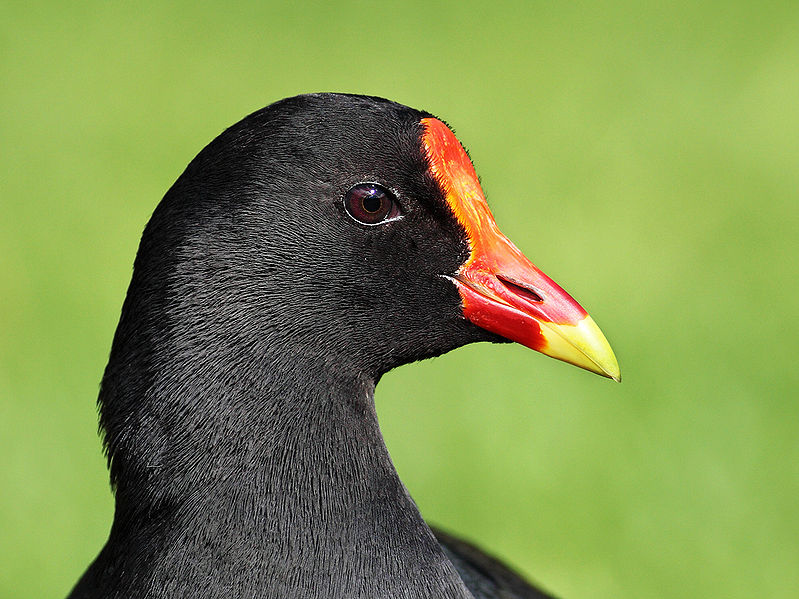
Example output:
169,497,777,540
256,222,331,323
343,183,400,225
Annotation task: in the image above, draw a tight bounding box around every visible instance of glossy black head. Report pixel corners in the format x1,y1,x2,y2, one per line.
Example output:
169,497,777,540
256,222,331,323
109,94,498,400
98,93,619,493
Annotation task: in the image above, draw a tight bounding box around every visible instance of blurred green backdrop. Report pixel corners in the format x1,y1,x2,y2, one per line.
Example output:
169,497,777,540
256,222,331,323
2,2,798,598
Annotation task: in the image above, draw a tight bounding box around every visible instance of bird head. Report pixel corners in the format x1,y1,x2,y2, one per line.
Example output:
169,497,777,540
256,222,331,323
121,93,619,384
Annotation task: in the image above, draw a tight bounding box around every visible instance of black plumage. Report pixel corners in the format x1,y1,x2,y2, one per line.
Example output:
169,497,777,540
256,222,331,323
68,93,557,599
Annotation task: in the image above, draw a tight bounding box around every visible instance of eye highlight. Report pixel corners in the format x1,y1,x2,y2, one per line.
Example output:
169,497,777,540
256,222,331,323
343,183,401,225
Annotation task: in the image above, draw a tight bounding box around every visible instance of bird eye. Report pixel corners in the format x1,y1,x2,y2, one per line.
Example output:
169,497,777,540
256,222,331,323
343,183,401,225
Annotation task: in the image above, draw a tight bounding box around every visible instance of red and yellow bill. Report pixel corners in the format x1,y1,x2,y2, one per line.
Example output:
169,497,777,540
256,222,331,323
422,117,620,381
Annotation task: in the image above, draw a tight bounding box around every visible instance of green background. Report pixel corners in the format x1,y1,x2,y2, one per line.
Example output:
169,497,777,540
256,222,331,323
2,2,798,597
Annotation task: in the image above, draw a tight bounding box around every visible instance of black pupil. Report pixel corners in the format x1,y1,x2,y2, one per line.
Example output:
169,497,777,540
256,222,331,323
362,193,383,213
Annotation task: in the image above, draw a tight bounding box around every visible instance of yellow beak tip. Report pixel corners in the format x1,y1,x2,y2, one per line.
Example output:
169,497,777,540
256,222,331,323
538,316,621,382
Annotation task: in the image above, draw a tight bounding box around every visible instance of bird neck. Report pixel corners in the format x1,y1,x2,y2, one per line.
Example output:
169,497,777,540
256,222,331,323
100,349,473,598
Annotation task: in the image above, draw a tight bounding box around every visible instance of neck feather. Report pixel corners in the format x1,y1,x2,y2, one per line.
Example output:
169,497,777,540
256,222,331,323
96,347,472,598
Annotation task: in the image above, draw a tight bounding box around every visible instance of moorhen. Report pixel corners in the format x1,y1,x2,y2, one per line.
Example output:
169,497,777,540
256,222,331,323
68,93,619,599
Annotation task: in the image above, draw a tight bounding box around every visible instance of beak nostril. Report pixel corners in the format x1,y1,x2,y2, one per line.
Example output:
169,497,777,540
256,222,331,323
496,275,544,304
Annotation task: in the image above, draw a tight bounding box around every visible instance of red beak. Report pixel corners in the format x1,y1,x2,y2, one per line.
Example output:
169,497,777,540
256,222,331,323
422,118,620,381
